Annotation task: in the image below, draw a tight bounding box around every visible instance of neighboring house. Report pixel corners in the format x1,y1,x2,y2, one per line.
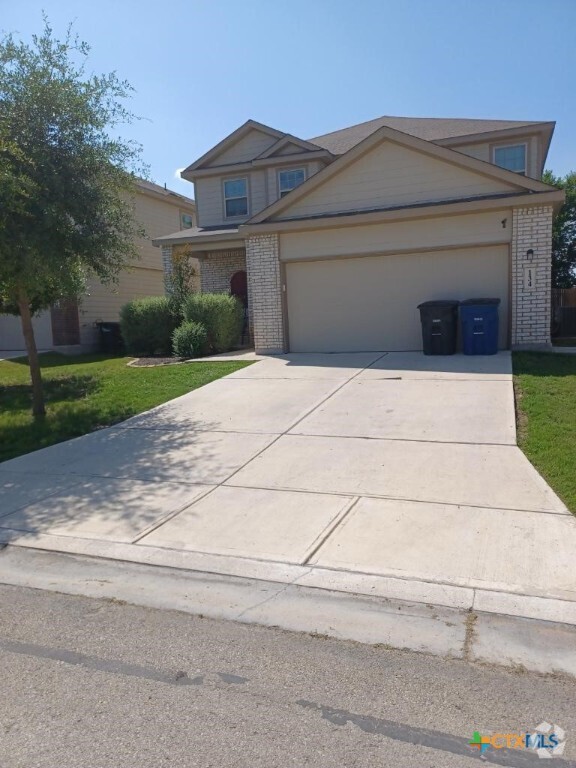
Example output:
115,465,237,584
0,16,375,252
0,179,196,352
154,116,564,354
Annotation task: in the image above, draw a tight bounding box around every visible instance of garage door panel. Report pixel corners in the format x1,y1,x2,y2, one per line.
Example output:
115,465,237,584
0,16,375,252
286,246,509,353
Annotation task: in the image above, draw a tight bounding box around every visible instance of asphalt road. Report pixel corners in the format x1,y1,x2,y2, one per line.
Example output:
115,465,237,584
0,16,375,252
0,584,575,768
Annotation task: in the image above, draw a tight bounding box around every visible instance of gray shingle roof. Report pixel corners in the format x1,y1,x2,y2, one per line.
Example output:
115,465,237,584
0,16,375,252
308,116,546,155
135,178,195,205
152,225,240,246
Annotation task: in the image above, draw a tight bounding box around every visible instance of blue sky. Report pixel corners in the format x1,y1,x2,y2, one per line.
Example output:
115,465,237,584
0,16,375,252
2,0,575,197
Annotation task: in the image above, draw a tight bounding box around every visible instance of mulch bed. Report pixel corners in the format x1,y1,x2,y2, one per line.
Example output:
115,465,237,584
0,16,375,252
128,357,188,367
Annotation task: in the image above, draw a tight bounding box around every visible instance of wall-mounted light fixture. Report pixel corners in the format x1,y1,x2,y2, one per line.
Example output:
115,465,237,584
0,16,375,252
526,249,534,261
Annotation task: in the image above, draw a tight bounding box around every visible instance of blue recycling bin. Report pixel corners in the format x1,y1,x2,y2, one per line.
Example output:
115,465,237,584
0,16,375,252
460,299,500,355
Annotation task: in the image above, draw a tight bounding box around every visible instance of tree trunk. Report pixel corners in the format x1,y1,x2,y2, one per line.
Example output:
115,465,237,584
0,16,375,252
17,289,46,417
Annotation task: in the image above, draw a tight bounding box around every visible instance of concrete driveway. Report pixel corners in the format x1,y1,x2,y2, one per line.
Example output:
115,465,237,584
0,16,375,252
1,351,575,624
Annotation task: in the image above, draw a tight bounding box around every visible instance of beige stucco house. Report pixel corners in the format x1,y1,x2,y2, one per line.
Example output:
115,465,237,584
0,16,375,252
0,179,196,352
154,115,564,354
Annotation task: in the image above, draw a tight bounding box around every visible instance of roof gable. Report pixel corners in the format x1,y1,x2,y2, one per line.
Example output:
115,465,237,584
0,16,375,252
182,120,285,176
255,135,324,159
249,124,554,224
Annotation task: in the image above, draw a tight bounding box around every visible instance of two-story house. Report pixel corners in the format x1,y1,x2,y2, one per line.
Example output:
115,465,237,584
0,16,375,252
154,115,564,355
0,179,196,353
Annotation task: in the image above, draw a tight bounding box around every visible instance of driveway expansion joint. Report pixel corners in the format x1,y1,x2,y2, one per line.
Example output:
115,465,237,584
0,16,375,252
285,431,518,447
301,497,361,565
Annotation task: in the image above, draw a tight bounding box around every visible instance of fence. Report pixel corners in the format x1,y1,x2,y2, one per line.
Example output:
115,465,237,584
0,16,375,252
552,288,576,337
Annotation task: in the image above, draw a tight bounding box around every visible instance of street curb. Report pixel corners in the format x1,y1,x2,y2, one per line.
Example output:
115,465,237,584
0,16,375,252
1,532,576,626
1,547,575,679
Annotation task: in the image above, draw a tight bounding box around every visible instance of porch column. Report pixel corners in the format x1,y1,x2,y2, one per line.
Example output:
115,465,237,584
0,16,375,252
246,233,285,354
161,245,174,295
511,205,554,348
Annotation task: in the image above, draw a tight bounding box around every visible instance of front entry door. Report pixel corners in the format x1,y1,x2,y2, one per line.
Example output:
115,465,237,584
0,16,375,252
230,270,248,308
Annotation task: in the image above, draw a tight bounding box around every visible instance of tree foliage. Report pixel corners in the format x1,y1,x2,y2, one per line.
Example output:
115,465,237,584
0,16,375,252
543,170,576,288
0,18,145,414
166,245,198,316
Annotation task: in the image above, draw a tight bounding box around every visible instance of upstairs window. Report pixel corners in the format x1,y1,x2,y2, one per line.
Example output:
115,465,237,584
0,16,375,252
224,178,248,217
278,168,306,198
493,144,527,175
180,212,194,229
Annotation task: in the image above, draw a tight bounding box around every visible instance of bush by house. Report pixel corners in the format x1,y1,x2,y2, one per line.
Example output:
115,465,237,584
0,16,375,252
120,293,244,358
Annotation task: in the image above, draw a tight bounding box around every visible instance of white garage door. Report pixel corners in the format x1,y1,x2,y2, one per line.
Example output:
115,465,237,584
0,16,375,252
286,245,509,353
0,311,53,350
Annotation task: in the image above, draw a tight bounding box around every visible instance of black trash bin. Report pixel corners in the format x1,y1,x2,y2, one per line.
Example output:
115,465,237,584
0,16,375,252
417,300,459,355
96,321,124,354
460,299,500,355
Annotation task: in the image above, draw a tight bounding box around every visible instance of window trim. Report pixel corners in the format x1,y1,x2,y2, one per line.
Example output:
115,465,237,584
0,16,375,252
180,211,194,229
223,176,249,219
492,142,528,175
277,167,307,198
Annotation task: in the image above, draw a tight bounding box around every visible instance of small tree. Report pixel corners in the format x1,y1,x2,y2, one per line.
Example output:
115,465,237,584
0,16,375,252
0,19,144,416
165,245,198,315
542,170,576,288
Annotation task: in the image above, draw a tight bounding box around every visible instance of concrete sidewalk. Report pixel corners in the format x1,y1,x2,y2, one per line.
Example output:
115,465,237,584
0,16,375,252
0,351,575,627
0,350,34,360
0,350,52,362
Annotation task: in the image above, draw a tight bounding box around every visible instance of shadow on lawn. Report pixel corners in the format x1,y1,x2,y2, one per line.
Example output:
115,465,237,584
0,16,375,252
5,352,124,370
0,374,132,463
0,374,100,411
513,351,576,378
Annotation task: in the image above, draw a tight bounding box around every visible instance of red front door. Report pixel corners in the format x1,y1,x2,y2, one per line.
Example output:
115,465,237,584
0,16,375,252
230,270,248,308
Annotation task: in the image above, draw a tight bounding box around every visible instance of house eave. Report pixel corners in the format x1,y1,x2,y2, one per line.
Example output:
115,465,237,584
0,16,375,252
134,182,196,210
251,150,334,167
152,230,244,249
240,190,565,235
182,150,334,181
436,121,555,149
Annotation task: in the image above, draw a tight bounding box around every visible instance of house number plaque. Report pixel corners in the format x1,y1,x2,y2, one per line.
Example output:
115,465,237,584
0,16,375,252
523,265,536,291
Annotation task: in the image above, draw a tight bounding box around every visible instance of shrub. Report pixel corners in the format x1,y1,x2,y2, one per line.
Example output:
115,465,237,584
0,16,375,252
166,246,198,315
172,321,208,359
119,296,180,356
182,293,244,353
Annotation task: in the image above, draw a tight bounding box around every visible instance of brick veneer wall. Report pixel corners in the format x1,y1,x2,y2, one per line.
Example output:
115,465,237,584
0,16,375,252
161,246,173,289
511,205,553,347
200,249,246,294
163,244,251,341
162,245,242,297
246,234,284,354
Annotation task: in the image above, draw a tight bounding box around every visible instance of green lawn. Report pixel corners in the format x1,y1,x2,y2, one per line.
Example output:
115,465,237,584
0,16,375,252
0,354,252,463
513,352,576,513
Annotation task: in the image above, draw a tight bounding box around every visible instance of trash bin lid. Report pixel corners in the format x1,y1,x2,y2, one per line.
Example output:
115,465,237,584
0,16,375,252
417,300,460,309
460,298,501,306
